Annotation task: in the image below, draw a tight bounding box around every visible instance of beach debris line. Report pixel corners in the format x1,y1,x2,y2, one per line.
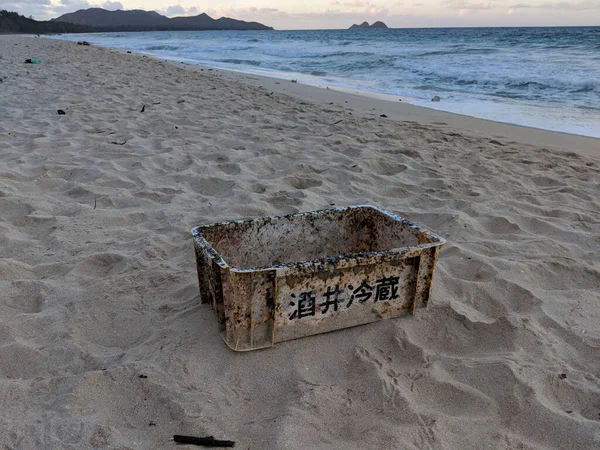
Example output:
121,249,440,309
77,41,91,46
173,435,235,447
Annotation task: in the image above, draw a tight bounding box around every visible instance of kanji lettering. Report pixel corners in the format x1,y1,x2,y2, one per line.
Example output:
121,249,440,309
288,275,402,320
347,281,373,307
319,284,344,314
375,276,400,302
288,291,316,320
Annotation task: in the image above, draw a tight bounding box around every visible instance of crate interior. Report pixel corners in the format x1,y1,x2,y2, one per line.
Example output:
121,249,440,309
201,207,438,270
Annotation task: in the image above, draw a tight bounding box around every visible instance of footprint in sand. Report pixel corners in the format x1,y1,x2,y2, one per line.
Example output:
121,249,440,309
480,216,521,234
266,190,306,209
217,163,242,175
3,280,45,314
531,176,567,188
0,343,46,379
283,176,323,190
191,177,236,197
441,248,498,282
75,253,126,278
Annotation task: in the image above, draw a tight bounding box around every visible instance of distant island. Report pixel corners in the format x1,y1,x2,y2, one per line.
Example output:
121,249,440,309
0,8,273,34
349,21,388,30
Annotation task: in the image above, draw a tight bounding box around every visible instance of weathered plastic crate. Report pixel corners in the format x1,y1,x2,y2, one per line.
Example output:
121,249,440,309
192,205,445,351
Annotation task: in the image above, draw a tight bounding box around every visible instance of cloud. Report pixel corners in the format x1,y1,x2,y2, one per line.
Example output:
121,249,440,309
165,4,185,16
0,0,53,19
4,0,598,26
510,0,600,9
447,0,494,8
0,0,124,20
0,0,133,20
342,0,388,14
155,4,205,17
101,0,122,10
0,0,51,4
206,0,388,22
5,0,94,19
53,0,94,16
203,5,397,29
206,6,285,19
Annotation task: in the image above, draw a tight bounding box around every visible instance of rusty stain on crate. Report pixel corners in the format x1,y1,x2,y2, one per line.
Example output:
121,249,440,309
192,205,446,351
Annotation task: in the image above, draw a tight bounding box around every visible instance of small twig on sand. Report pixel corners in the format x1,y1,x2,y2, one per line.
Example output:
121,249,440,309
330,119,343,125
173,435,235,447
94,197,97,209
140,105,146,113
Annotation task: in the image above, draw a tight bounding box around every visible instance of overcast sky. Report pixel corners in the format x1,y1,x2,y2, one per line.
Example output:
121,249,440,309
2,0,599,28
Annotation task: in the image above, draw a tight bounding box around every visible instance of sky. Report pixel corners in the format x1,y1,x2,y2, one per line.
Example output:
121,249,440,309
2,0,599,28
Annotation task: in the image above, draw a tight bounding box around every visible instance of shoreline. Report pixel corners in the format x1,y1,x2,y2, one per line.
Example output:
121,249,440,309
46,32,600,148
63,38,599,158
168,57,600,159
198,64,600,156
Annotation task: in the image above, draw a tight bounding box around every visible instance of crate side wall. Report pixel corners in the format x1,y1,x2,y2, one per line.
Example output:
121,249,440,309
273,252,421,344
220,270,277,351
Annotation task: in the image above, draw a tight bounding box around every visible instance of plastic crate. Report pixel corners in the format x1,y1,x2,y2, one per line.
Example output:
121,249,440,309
192,205,445,351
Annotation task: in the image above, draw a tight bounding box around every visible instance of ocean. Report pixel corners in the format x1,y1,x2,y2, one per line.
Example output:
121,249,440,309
50,27,600,138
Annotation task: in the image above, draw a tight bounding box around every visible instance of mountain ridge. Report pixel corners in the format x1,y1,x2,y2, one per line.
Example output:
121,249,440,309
51,8,274,31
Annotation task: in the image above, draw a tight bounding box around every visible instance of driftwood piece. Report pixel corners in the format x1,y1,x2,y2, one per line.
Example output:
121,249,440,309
173,435,235,447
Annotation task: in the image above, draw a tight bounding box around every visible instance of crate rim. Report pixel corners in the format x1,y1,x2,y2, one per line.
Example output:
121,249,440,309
191,205,446,274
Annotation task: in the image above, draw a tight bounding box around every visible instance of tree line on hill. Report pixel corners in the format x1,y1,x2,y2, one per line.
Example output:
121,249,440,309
0,10,94,33
0,8,273,34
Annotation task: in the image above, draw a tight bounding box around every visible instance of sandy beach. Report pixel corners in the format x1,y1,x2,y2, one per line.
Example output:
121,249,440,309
1,34,599,449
